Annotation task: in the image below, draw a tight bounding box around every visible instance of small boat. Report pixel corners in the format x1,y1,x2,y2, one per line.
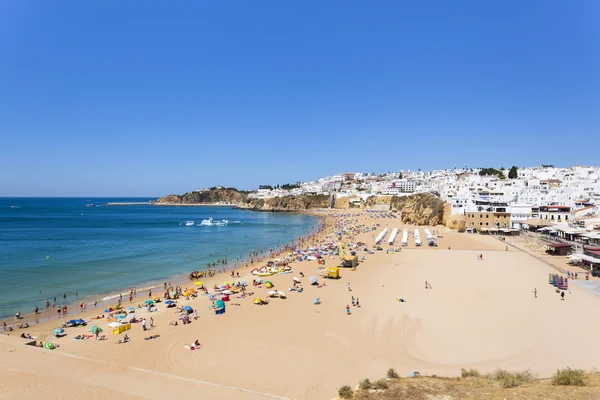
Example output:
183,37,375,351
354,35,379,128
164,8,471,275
183,221,195,226
200,217,229,227
86,204,96,207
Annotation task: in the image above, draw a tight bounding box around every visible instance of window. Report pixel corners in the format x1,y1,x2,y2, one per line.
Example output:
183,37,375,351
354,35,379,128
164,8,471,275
565,215,569,220
480,222,483,226
486,215,489,218
486,222,489,225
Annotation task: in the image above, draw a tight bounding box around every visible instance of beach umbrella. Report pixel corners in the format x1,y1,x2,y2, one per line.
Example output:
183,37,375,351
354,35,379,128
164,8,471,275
313,298,320,305
127,307,135,312
183,305,193,312
253,297,262,305
194,281,203,286
108,322,122,328
169,291,177,297
182,292,190,297
164,300,174,305
104,308,112,313
188,288,196,294
215,299,225,308
267,290,278,297
90,326,102,334
144,300,154,305
53,328,64,335
153,296,160,302
241,281,247,285
115,315,126,319
43,342,55,350
309,276,318,284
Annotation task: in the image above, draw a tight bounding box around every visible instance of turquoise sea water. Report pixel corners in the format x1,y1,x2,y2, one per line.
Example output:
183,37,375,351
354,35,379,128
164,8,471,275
0,198,318,319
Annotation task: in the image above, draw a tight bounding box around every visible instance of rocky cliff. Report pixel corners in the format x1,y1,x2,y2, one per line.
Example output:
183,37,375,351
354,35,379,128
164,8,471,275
364,193,463,227
156,188,466,229
239,194,329,211
156,188,247,204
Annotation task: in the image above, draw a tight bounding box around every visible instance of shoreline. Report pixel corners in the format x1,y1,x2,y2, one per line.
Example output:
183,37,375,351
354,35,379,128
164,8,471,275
4,209,600,399
1,211,326,327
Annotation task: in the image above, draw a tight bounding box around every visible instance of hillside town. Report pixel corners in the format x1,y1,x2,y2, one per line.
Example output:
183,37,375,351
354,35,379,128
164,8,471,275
249,165,600,238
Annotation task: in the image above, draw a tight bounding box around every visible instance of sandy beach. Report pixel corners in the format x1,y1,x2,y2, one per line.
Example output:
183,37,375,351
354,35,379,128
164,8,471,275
3,209,600,400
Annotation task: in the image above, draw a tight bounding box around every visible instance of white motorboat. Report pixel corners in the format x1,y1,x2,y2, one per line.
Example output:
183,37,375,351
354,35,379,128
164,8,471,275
183,221,195,226
199,217,229,227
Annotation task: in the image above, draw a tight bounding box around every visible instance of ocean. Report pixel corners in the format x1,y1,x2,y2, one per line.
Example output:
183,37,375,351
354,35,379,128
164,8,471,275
0,198,318,319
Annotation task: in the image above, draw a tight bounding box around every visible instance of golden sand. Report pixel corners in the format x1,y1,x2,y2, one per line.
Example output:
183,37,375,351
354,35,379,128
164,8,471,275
2,209,600,400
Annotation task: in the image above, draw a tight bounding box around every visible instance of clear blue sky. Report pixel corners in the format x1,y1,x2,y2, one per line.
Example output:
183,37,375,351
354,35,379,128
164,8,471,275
1,1,598,196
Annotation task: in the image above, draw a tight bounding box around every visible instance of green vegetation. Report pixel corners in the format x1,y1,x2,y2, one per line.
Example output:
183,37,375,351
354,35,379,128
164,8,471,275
387,368,400,379
338,385,354,399
461,368,480,378
508,165,518,179
338,367,600,399
372,380,389,390
358,378,372,390
479,168,505,178
552,368,587,386
486,368,536,388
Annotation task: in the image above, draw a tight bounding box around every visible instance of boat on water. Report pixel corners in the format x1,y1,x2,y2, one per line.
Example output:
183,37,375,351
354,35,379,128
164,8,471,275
182,221,195,226
199,217,229,227
10,205,19,209
86,204,96,207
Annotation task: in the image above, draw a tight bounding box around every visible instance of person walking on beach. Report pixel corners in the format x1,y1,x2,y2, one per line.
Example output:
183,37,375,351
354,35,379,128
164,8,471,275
129,294,133,303
356,298,360,307
347,282,352,292
150,317,154,328
94,299,97,308
351,296,355,306
561,291,565,301
425,281,432,289
346,305,351,315
142,318,147,331
533,288,537,298
148,289,152,298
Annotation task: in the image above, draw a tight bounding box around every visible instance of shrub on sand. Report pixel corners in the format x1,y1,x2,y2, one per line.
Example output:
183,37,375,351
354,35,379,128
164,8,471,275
338,385,353,399
358,378,372,390
461,368,480,378
387,368,400,379
552,368,587,386
487,369,535,388
373,379,389,390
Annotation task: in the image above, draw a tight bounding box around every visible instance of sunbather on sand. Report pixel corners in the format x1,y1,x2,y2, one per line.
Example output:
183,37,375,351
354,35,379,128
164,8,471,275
115,334,130,344
144,335,160,340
